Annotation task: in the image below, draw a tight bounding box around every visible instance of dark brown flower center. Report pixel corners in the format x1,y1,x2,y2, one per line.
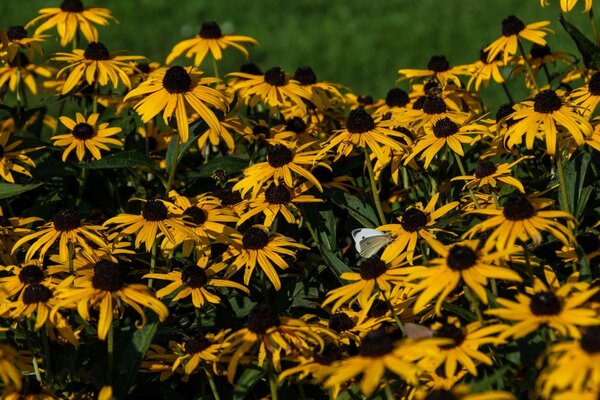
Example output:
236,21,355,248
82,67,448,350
503,193,535,221
60,0,84,12
502,15,526,36
581,326,600,354
577,233,600,254
72,122,96,140
311,166,334,183
286,117,307,133
328,312,356,333
184,206,207,226
385,88,409,108
18,265,45,285
427,55,450,72
8,52,29,68
22,283,52,304
199,21,222,39
367,299,388,318
265,184,291,204
432,117,458,138
357,95,374,105
53,209,81,231
529,291,562,315
20,376,43,396
423,96,447,115
136,62,151,74
425,390,458,400
413,96,426,110
264,67,286,86
83,42,110,61
359,256,387,280
359,329,394,358
346,107,375,133
7,26,27,41
313,344,339,365
185,334,211,354
242,227,269,250
436,324,466,348
92,260,125,292
240,63,262,75
474,160,497,178
267,144,294,167
217,187,242,206
446,245,478,271
253,125,270,137
293,66,317,85
530,43,551,59
401,208,428,232
495,103,516,127
246,304,280,334
533,90,562,113
163,66,192,94
181,264,208,288
589,72,600,96
142,200,168,221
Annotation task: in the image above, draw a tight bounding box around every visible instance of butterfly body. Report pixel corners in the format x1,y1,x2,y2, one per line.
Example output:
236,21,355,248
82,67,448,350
351,228,391,258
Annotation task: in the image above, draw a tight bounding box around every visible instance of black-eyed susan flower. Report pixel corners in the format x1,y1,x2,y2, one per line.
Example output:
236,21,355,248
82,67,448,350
373,87,411,118
322,255,409,312
292,66,343,110
504,89,592,155
309,165,355,192
26,0,114,47
398,55,469,88
52,112,122,161
557,232,600,263
53,42,144,94
404,239,521,315
486,278,599,339
221,304,324,383
166,21,257,66
12,209,106,262
0,133,38,183
380,192,459,264
222,225,309,291
124,66,227,143
319,107,411,162
451,157,528,193
465,192,575,252
229,66,311,114
467,48,505,91
538,325,600,396
485,16,551,63
144,259,248,308
236,182,321,227
569,72,600,115
0,52,53,95
215,185,246,216
197,114,249,154
393,94,470,129
103,199,199,252
52,260,169,340
2,26,46,63
540,0,593,12
0,262,51,299
403,116,488,169
0,344,22,390
0,213,40,265
233,142,324,198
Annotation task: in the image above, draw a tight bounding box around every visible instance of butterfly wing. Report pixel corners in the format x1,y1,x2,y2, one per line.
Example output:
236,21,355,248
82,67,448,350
404,323,434,339
352,229,386,254
358,235,390,258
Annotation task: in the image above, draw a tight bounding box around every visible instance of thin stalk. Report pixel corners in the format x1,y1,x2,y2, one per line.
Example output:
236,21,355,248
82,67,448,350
542,63,552,85
518,40,539,91
107,320,114,385
364,150,386,225
25,320,42,383
555,153,570,214
195,308,203,334
212,58,220,80
267,355,278,400
464,286,484,322
148,240,158,288
204,365,221,400
453,152,480,209
384,385,395,400
381,289,406,336
92,81,99,114
590,9,600,45
42,327,53,383
165,138,181,193
76,167,89,206
500,82,514,104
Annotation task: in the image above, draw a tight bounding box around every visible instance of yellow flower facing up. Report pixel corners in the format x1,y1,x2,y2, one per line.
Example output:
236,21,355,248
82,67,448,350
144,259,249,308
51,260,169,340
485,16,551,63
0,133,38,183
540,0,593,12
26,0,115,47
398,54,470,88
404,239,522,315
486,278,599,339
503,89,592,155
53,41,145,94
124,66,228,143
52,112,122,161
166,21,257,66
451,157,528,193
222,225,309,291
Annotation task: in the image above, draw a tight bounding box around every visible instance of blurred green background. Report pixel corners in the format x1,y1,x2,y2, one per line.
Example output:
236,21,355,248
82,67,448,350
3,0,594,109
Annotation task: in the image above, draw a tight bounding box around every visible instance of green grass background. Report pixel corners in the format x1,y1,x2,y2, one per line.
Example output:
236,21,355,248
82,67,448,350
3,0,595,109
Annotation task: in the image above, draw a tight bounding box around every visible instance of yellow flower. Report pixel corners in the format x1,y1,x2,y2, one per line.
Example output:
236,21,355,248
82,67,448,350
0,344,23,391
0,133,38,183
398,55,470,88
540,0,593,12
451,157,528,193
1,25,46,64
467,48,505,91
166,21,257,66
569,71,600,115
26,0,115,47
0,52,53,95
485,16,551,63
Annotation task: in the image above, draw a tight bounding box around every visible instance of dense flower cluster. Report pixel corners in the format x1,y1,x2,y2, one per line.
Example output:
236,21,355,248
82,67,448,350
0,1,600,399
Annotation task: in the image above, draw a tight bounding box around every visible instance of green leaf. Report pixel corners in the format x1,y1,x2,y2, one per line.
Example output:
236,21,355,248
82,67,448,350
320,248,351,278
233,366,265,400
302,204,337,251
561,152,591,217
560,15,600,69
0,182,42,200
79,151,159,171
328,190,378,228
188,156,249,179
113,316,159,398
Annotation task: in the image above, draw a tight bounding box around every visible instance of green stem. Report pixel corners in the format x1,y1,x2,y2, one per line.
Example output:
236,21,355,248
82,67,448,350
556,153,570,214
76,167,89,207
384,385,395,400
148,240,158,288
212,58,220,80
165,138,180,193
381,289,406,336
501,82,514,104
195,308,203,334
268,357,279,400
464,286,484,323
518,39,539,92
204,365,221,400
590,9,600,46
107,320,114,385
42,327,53,383
364,150,386,225
453,152,480,209
25,320,42,383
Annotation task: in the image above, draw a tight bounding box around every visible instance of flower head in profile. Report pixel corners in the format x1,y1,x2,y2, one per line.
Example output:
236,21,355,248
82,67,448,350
0,133,38,183
451,157,528,193
539,0,593,13
485,15,551,63
398,54,470,88
166,21,257,66
26,0,115,47
0,52,53,95
1,25,46,63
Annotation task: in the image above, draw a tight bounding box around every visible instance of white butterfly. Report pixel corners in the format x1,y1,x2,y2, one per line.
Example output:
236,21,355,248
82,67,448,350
351,228,391,258
404,323,434,339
